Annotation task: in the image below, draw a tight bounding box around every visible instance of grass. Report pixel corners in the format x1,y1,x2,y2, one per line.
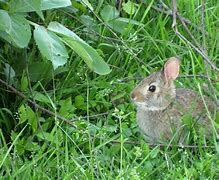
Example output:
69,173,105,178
0,0,218,179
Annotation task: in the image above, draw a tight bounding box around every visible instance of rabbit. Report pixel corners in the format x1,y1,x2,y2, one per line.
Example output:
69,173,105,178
131,57,217,143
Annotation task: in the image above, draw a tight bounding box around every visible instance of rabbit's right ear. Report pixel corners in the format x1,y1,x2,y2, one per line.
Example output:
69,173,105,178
163,57,180,82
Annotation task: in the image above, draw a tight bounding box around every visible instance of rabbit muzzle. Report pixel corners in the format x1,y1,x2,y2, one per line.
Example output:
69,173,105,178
131,91,145,102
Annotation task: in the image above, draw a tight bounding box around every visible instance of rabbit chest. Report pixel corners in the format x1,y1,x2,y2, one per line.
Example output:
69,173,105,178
137,107,182,142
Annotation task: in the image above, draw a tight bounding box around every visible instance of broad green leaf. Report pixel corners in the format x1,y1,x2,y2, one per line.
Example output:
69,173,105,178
0,14,31,48
34,25,69,69
122,1,136,15
100,5,119,22
80,15,97,28
9,0,43,19
62,38,93,69
75,95,84,108
10,14,31,48
47,22,111,75
62,38,110,75
0,10,11,33
108,17,142,34
40,0,71,10
33,91,51,104
9,0,71,15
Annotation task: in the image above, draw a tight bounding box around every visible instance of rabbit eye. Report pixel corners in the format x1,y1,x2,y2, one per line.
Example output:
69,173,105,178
148,85,156,92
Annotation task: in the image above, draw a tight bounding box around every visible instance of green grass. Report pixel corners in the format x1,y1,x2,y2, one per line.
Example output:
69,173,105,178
0,0,218,179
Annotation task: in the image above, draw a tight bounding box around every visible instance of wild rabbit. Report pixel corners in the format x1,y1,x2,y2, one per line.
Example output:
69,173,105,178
131,57,217,143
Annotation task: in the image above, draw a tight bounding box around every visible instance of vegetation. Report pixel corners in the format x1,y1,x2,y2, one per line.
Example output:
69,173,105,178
0,0,218,179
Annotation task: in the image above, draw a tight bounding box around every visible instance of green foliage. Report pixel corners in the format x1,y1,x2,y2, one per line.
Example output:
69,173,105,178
34,25,69,69
0,0,218,179
122,0,137,15
48,22,111,74
0,0,110,72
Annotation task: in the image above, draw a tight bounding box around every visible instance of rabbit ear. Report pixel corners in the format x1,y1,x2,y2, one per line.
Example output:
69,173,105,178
164,57,180,82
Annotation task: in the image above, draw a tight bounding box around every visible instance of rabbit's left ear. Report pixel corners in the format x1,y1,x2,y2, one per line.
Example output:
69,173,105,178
164,57,180,81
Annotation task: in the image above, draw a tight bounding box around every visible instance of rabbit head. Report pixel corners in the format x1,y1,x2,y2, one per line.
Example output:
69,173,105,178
131,57,180,111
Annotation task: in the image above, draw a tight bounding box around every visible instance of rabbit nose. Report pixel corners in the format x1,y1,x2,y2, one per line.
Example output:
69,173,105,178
131,92,138,100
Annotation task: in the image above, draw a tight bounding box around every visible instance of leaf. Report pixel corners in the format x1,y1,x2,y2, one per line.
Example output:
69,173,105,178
150,148,160,159
26,106,38,133
48,22,111,75
0,0,7,3
59,97,75,117
9,0,71,11
18,105,28,124
108,17,142,34
122,1,136,15
3,63,15,85
75,95,84,108
20,75,28,91
34,25,69,69
9,0,44,20
0,10,11,33
40,0,71,10
33,91,51,104
10,14,31,48
18,105,38,132
100,5,119,22
0,14,31,48
37,131,55,143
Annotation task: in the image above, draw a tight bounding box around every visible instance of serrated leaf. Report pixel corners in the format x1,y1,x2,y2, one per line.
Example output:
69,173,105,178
0,10,11,33
34,25,69,69
100,5,119,22
18,105,37,132
47,22,111,75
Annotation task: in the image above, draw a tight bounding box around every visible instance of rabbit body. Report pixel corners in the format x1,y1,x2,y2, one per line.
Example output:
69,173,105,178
137,88,214,142
131,57,217,143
